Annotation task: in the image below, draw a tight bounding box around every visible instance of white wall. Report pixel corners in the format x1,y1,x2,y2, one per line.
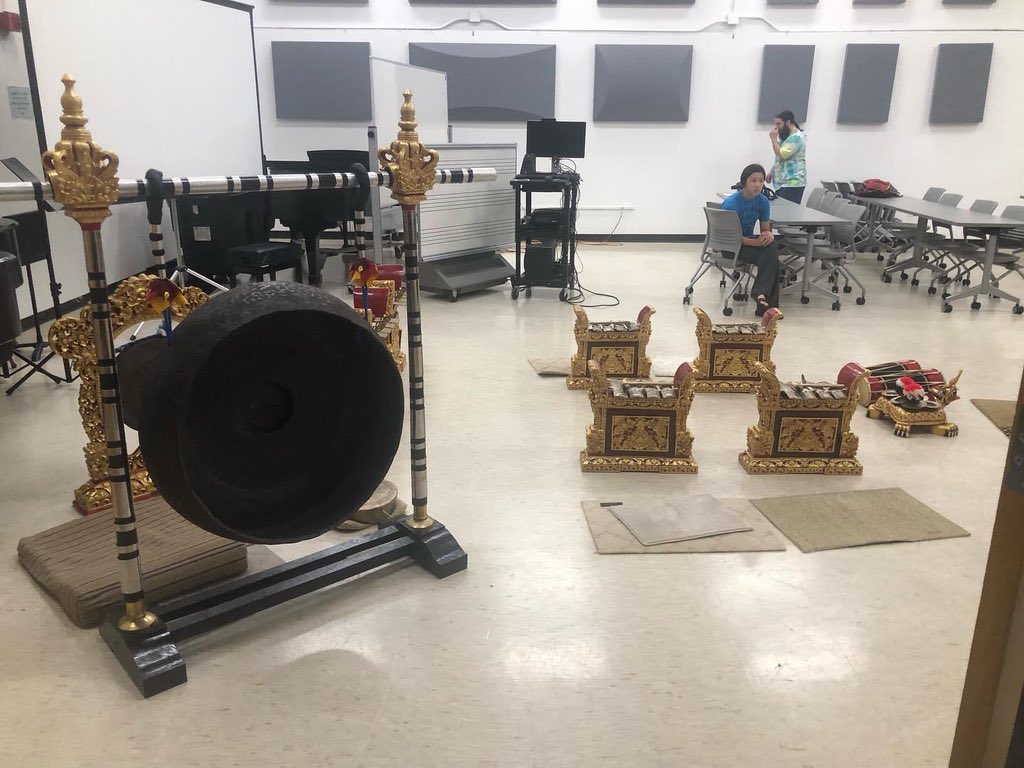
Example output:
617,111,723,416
0,0,261,320
251,0,1024,235
0,17,50,321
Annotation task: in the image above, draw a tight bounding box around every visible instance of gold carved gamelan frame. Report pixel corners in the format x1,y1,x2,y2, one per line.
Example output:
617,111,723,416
567,305,655,390
691,307,781,394
48,275,208,513
366,277,406,371
739,362,863,475
580,360,699,473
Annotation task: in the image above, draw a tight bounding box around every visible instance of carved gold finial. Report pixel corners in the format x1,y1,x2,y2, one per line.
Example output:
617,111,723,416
41,74,119,228
378,90,439,209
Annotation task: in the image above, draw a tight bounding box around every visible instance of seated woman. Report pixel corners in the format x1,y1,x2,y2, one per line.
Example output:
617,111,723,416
720,163,781,316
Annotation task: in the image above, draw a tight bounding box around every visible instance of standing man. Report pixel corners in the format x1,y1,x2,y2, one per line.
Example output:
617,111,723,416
767,109,806,204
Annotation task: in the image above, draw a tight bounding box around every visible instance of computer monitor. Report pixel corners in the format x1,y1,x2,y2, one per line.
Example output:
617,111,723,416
526,120,586,160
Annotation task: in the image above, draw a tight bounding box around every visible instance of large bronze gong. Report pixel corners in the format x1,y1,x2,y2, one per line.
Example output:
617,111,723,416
138,281,405,544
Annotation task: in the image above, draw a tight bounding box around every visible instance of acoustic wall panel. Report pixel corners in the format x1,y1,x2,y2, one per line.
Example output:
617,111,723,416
837,44,899,124
757,46,815,124
593,45,692,122
942,0,996,5
271,41,372,121
410,0,555,4
930,43,994,124
409,43,556,122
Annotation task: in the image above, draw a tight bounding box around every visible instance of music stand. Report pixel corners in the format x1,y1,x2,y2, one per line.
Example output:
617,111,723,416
0,158,74,394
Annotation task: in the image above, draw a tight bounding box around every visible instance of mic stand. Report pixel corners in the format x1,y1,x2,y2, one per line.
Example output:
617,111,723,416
128,169,227,341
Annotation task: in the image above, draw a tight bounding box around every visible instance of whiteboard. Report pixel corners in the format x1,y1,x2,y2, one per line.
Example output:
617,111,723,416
26,0,263,178
370,58,449,146
21,0,262,303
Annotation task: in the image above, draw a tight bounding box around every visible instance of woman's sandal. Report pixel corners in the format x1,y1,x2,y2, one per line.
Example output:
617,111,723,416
754,295,771,316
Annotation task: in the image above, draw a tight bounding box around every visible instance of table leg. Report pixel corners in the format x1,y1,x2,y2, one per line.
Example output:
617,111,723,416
801,229,813,301
863,201,883,253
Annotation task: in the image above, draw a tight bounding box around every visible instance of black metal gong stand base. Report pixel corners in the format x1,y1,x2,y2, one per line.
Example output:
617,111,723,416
98,517,467,698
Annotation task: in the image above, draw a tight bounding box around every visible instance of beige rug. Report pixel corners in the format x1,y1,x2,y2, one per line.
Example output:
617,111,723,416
529,357,679,378
528,357,573,376
750,487,969,554
610,495,752,545
972,399,1016,437
583,497,785,554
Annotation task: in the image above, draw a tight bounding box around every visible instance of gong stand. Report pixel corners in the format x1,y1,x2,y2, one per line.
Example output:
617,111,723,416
12,75,495,697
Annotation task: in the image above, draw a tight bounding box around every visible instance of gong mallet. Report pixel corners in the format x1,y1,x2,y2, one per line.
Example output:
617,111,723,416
128,169,171,341
350,162,372,267
346,163,374,318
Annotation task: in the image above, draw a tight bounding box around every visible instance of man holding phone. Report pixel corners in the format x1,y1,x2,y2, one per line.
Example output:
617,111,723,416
767,109,807,204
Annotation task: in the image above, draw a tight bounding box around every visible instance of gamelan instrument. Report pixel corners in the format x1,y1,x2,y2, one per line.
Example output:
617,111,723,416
837,360,946,406
5,75,494,696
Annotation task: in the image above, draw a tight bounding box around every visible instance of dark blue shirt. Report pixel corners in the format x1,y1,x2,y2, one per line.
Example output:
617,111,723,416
721,191,771,238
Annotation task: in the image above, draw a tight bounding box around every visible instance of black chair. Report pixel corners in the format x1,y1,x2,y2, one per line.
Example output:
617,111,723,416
176,192,301,288
0,219,22,369
0,213,72,394
305,149,369,249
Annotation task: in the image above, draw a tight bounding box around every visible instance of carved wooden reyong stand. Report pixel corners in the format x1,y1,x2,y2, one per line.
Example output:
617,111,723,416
567,304,655,390
354,278,406,371
349,191,406,371
580,360,699,473
2,76,494,697
691,306,782,393
49,275,207,513
739,362,864,475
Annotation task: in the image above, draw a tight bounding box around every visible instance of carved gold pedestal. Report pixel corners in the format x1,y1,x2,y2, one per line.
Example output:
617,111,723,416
739,362,863,475
49,275,208,514
361,279,406,371
866,398,959,438
567,304,655,390
580,360,698,473
692,306,782,393
863,371,961,438
377,316,406,372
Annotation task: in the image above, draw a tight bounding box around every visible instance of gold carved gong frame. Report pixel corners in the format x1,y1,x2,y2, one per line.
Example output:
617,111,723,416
48,274,208,513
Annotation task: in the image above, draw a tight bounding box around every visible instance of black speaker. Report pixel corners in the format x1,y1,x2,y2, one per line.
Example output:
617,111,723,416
524,243,559,282
0,218,23,365
520,154,536,175
0,251,22,366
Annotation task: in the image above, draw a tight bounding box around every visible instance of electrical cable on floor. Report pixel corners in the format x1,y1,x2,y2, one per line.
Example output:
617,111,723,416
563,177,620,308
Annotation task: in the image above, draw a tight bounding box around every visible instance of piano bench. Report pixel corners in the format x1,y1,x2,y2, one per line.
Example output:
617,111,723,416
225,242,301,285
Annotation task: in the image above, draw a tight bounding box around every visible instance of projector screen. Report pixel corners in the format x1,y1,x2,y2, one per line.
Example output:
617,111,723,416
18,0,264,300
